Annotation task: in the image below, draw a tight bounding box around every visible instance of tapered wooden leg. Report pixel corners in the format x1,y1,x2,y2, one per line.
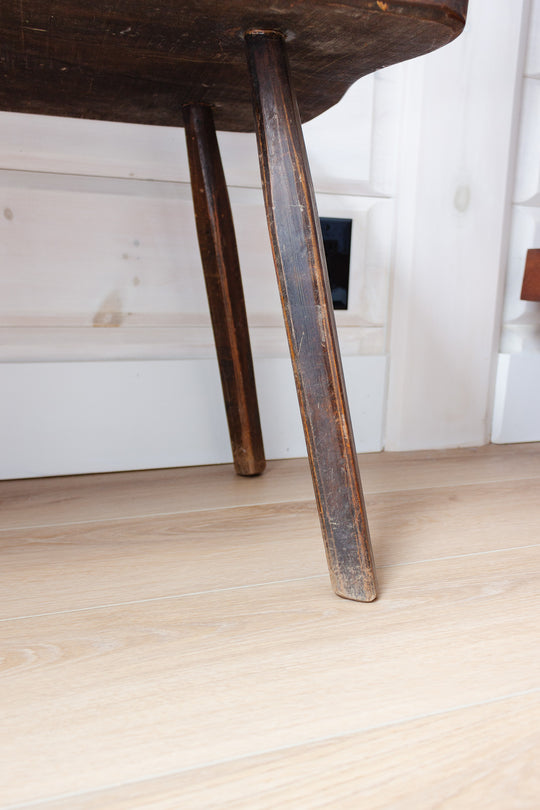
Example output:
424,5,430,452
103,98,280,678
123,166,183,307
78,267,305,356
183,103,265,477
245,32,377,601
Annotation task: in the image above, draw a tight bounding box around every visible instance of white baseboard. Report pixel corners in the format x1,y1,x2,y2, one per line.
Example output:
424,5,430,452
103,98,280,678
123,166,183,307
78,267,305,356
0,356,386,479
492,353,540,443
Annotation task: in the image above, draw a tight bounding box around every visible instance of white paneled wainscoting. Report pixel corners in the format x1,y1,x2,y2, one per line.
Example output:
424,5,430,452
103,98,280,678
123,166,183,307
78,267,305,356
492,0,540,444
0,60,395,479
0,357,387,479
0,0,535,479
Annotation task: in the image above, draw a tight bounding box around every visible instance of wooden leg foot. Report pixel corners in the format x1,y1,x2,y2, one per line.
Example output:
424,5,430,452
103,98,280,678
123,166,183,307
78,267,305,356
246,32,377,600
184,103,266,477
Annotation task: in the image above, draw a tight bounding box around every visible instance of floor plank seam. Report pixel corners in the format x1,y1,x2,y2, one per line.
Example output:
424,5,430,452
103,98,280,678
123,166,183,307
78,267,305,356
380,542,540,569
2,541,539,624
4,474,540,533
0,503,316,533
0,574,328,622
3,686,539,810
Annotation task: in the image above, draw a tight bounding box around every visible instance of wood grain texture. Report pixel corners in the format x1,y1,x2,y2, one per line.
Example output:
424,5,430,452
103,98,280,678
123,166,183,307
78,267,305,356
0,1,468,132
3,475,540,618
27,693,540,809
247,31,376,601
3,442,540,530
1,444,539,807
183,104,265,476
1,550,539,806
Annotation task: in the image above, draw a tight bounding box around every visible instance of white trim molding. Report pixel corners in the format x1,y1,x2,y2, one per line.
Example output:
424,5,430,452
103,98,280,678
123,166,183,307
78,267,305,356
492,353,540,443
0,356,387,480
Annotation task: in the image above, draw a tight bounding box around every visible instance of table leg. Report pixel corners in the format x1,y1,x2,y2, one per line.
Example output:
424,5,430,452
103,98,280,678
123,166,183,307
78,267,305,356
245,32,377,601
183,103,266,476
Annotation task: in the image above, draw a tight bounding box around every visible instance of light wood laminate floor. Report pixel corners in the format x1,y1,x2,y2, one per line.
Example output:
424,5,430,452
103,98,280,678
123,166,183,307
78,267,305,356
1,443,540,809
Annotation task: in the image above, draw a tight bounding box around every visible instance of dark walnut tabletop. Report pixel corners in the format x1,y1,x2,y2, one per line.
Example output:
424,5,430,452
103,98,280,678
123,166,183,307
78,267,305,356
0,1,467,131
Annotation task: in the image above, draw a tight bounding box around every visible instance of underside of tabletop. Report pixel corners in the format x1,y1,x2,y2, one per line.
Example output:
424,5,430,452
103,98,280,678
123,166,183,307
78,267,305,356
0,1,467,131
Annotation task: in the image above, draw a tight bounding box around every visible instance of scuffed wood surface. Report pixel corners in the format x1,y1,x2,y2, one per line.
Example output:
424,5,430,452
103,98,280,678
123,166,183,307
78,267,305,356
0,0,467,131
247,31,376,601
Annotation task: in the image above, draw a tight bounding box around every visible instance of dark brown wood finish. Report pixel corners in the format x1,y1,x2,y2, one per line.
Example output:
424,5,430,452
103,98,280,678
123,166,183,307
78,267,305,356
246,31,377,601
0,1,467,131
183,103,265,477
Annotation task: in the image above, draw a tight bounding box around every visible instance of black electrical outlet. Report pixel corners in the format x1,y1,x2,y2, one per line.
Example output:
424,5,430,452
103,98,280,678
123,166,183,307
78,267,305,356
320,217,352,310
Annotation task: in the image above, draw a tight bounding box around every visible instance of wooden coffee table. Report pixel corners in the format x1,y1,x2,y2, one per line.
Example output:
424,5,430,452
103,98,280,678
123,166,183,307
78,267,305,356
0,0,468,600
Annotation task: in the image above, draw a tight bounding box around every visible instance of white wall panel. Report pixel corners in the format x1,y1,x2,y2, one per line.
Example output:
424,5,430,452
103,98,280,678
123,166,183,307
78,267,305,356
0,169,392,362
0,356,387,480
386,0,529,451
525,0,540,77
513,79,540,206
0,60,400,476
492,0,540,442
